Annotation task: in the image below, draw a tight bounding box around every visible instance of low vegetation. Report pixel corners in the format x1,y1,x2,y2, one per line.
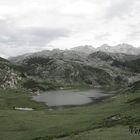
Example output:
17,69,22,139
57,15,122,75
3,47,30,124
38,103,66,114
0,87,139,140
22,79,62,91
112,59,140,73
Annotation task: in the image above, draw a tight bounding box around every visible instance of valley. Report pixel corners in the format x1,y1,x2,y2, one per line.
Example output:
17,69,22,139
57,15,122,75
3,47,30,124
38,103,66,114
0,44,140,140
0,0,140,139
0,86,139,140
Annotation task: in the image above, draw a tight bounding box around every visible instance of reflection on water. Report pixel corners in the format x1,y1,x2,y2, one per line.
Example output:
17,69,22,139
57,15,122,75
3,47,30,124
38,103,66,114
32,89,111,107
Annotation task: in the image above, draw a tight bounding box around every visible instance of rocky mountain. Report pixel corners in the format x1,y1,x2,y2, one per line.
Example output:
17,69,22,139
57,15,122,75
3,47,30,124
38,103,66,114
97,43,139,55
70,43,140,55
71,45,95,54
5,43,140,91
10,43,140,64
10,49,88,64
20,56,114,86
8,49,140,90
88,51,140,62
0,57,22,88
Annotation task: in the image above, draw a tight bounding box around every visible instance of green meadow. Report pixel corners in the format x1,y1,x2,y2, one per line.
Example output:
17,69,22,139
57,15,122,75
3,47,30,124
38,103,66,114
0,88,140,140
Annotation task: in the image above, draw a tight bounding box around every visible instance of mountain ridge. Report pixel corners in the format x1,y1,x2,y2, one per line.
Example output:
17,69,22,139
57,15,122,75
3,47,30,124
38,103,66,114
7,49,140,90
9,43,140,62
1,43,140,91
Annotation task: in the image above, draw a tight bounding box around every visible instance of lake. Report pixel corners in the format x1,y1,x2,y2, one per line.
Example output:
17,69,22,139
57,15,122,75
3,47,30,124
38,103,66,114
32,89,112,107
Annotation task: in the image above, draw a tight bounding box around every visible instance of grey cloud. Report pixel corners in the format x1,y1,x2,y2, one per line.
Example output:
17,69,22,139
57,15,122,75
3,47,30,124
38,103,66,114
106,0,136,19
126,31,140,40
0,19,70,58
95,33,110,41
0,19,69,47
17,28,69,46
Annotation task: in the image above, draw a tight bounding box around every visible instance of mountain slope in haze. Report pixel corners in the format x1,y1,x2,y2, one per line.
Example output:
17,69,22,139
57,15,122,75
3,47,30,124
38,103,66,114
112,58,140,73
71,45,95,54
10,49,87,64
87,51,140,84
7,43,140,90
70,43,140,55
9,43,140,64
8,49,140,90
97,43,140,55
20,56,114,86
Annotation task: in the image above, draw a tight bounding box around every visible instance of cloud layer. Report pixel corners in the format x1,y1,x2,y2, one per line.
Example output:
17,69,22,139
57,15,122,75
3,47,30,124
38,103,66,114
0,0,140,57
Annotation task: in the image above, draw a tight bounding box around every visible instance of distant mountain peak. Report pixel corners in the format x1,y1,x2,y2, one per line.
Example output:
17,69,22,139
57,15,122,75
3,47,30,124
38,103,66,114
9,43,140,64
116,43,134,48
97,43,139,55
71,45,94,49
70,45,95,54
100,43,110,47
98,44,111,50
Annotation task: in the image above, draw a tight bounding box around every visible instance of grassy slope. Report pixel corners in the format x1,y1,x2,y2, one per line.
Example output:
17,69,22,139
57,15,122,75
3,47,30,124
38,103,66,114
0,88,139,140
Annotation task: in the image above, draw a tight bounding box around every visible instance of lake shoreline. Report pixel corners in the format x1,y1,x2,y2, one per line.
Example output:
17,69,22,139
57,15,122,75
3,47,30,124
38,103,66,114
32,89,115,108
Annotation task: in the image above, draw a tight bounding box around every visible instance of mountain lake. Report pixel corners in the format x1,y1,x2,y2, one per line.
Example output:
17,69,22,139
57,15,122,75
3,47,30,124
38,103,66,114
32,89,112,107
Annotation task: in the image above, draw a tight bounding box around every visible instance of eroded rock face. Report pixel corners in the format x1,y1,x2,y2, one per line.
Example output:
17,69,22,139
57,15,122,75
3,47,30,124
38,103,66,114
1,71,20,88
0,58,21,88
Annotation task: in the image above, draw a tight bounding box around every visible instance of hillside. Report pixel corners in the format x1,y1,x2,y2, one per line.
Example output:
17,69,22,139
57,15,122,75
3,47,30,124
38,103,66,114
0,57,23,88
7,49,140,91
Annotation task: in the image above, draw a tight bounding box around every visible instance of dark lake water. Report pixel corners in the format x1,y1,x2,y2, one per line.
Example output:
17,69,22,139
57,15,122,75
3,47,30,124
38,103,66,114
32,89,111,107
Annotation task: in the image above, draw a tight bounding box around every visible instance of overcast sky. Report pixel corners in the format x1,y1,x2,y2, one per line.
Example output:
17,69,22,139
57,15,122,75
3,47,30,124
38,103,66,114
0,0,140,58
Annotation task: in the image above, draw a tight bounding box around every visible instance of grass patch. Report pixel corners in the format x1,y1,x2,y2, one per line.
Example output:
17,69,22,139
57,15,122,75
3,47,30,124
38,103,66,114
0,88,47,110
0,88,139,140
